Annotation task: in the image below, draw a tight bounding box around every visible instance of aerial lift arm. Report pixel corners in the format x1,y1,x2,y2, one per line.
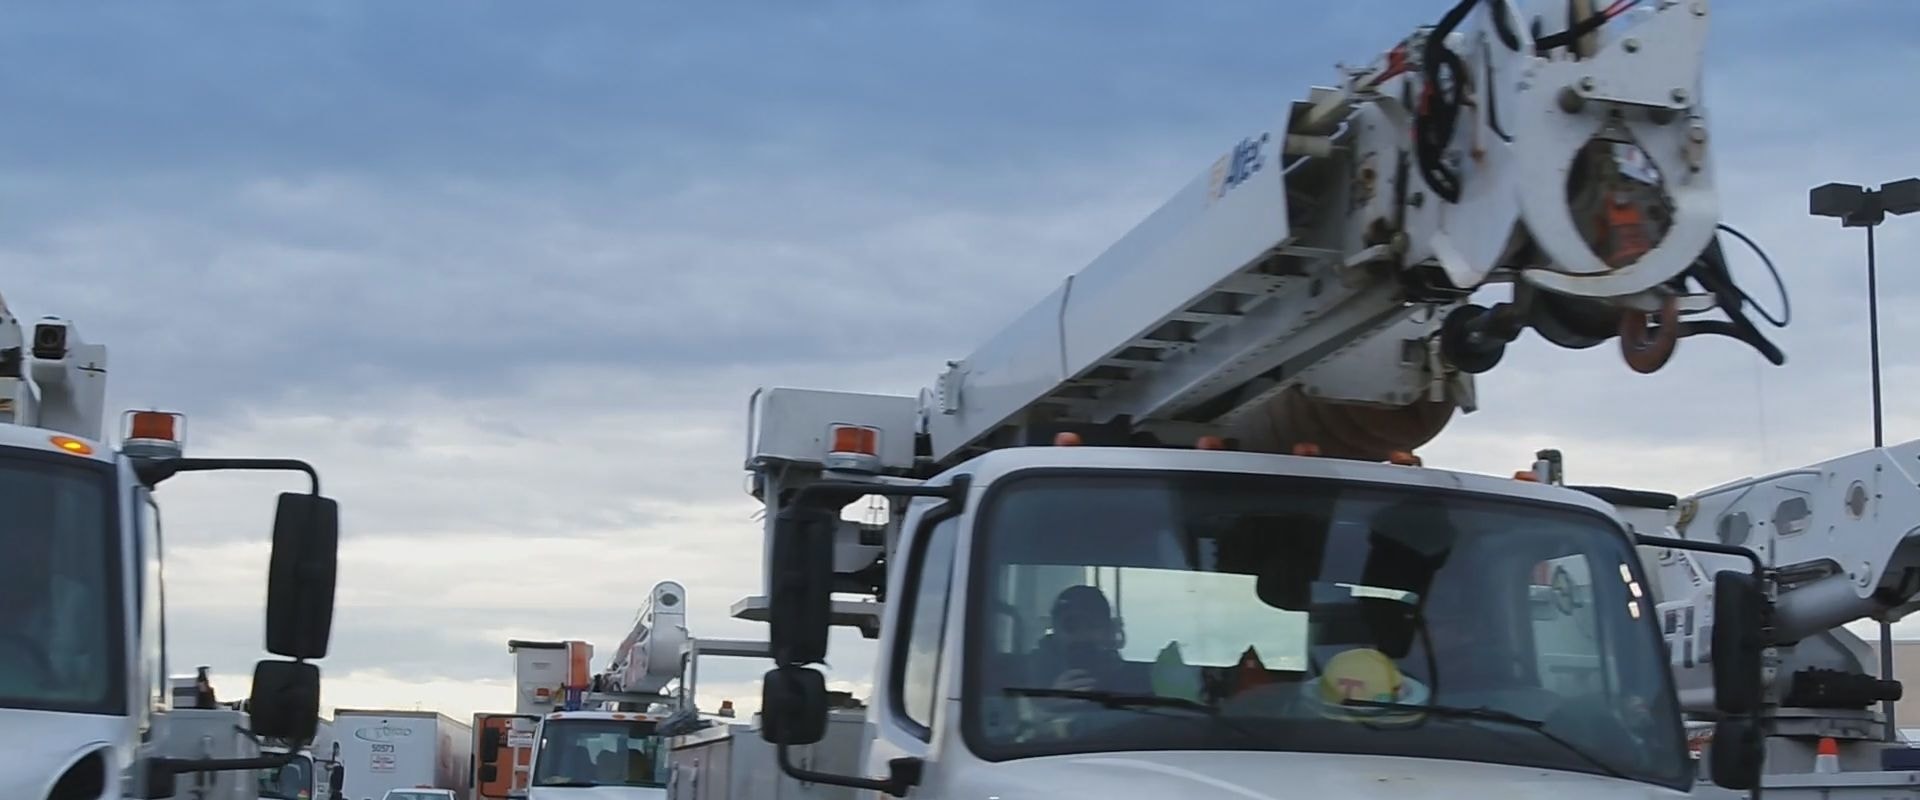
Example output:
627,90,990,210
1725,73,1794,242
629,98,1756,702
921,0,1781,466
1626,439,1920,717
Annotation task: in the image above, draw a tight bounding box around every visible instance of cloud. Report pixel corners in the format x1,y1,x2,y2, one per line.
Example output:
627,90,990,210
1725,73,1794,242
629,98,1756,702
6,0,1920,731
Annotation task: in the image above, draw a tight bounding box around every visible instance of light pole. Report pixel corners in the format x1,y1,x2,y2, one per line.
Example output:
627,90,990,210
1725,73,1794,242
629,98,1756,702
1810,176,1920,741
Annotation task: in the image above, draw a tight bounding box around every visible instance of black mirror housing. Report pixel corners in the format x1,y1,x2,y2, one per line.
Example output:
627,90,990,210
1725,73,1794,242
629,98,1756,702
249,659,321,743
1709,716,1765,790
760,666,828,746
1712,570,1767,715
768,507,835,666
479,764,498,783
267,492,340,660
480,728,502,761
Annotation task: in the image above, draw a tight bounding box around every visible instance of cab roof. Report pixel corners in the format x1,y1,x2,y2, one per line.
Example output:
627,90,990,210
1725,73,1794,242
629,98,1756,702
0,422,113,464
943,445,1621,520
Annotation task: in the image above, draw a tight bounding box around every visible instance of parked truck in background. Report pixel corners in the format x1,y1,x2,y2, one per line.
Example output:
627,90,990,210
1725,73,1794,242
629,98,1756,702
471,711,538,800
333,709,472,800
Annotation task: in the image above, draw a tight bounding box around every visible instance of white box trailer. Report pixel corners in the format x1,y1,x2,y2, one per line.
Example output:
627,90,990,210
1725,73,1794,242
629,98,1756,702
666,710,868,800
334,709,473,800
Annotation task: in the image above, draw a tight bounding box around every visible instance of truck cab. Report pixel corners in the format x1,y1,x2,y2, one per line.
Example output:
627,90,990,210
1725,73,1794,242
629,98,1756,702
523,710,671,799
741,394,1770,797
0,308,343,799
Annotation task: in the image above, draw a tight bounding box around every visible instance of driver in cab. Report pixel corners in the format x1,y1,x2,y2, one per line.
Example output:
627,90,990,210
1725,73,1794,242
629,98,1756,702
1023,586,1151,713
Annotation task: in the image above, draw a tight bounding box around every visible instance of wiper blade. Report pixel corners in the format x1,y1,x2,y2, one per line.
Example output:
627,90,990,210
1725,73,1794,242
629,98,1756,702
1341,700,1627,780
538,779,598,787
1004,687,1216,714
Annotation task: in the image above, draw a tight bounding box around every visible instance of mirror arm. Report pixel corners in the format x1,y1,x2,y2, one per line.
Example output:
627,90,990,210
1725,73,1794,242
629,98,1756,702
154,750,296,775
135,457,322,494
776,744,920,798
1634,534,1765,576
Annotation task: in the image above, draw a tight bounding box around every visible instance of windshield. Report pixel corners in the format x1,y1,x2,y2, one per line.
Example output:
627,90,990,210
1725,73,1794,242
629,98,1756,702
0,448,122,714
963,471,1689,789
257,754,313,799
531,718,668,788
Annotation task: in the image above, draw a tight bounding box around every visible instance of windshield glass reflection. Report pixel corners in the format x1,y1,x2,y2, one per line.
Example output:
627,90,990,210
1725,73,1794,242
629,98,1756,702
965,470,1689,790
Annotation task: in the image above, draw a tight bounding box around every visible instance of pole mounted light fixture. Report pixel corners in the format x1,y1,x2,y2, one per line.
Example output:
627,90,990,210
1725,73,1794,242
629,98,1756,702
1809,176,1920,742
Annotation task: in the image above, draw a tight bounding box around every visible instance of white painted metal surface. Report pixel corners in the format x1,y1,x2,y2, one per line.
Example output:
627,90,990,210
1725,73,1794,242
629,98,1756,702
608,582,692,697
907,0,1752,466
666,711,870,800
747,389,918,475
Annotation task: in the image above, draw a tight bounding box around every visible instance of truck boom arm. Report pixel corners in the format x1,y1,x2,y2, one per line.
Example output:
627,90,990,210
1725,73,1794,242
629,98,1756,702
602,581,691,696
921,0,1780,466
1623,439,1920,716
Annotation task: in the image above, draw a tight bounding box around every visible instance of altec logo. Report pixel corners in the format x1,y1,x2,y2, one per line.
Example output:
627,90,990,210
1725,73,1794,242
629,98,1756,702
1206,132,1270,204
354,725,416,742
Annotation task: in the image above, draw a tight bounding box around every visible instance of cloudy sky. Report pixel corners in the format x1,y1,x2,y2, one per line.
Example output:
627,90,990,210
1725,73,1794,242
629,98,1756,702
2,1,1918,724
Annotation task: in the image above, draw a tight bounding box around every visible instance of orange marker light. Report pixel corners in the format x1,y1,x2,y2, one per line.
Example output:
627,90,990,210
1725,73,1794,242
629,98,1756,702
829,425,879,456
1387,451,1421,466
1513,470,1539,482
1195,436,1227,451
128,411,178,441
48,435,93,456
1292,442,1322,457
1053,432,1083,446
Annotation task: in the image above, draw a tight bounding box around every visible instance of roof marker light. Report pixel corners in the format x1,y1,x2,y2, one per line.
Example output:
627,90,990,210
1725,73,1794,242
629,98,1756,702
1513,470,1539,482
48,435,93,456
1387,451,1421,466
825,424,883,473
1292,442,1322,457
1053,432,1083,446
1195,435,1227,451
121,410,186,460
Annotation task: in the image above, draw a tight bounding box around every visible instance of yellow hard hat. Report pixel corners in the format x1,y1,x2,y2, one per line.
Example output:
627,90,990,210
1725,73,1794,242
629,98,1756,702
1317,648,1403,706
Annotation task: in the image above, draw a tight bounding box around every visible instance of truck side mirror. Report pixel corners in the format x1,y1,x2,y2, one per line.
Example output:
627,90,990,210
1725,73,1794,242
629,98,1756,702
267,492,340,660
768,507,835,666
1708,716,1764,790
759,666,828,746
480,728,502,762
249,659,321,742
479,765,498,783
1711,570,1767,715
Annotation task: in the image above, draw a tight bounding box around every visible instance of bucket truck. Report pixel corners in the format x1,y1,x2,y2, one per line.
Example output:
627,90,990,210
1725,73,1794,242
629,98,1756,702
503,584,697,799
499,583,784,799
0,292,343,800
722,1,1809,797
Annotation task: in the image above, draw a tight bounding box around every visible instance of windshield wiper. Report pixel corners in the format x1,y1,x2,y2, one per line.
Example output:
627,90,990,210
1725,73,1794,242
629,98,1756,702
1340,700,1627,780
1004,687,1217,714
537,779,598,788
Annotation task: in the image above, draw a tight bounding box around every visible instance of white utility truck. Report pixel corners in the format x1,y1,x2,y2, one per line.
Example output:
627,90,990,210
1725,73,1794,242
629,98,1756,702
332,709,471,800
0,291,343,800
507,584,710,799
720,0,1821,797
501,583,781,799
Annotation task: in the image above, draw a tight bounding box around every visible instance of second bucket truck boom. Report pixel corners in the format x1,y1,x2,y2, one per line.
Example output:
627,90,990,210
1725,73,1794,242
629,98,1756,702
0,291,343,800
727,1,1801,798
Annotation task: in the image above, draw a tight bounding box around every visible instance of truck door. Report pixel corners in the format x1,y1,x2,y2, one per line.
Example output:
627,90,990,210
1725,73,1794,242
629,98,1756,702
867,512,963,775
